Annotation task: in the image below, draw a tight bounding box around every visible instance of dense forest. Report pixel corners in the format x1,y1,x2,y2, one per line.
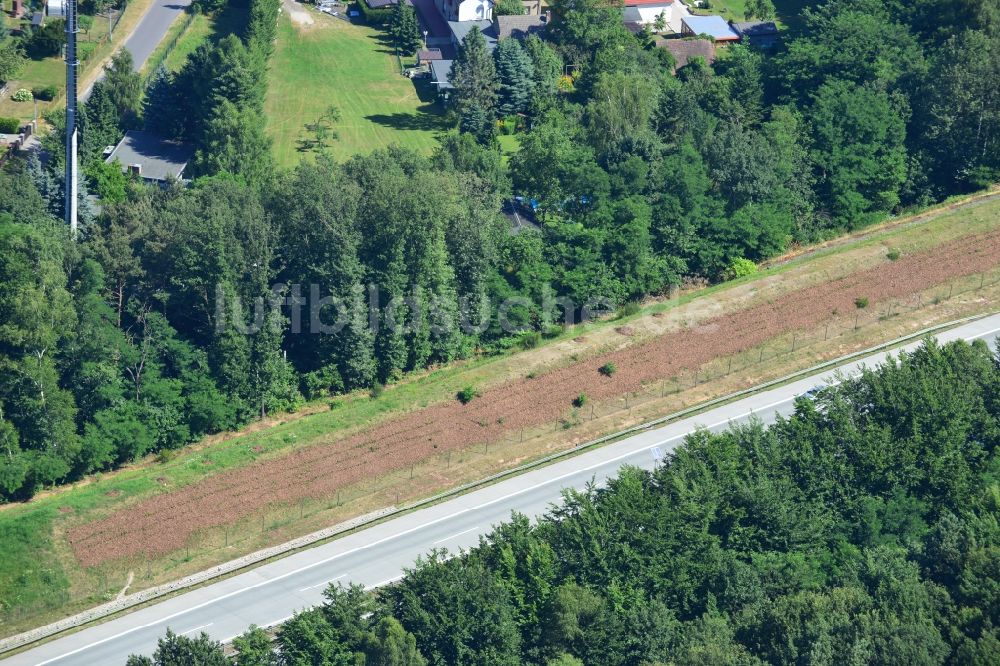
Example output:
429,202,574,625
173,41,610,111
1,0,999,501
126,338,1000,665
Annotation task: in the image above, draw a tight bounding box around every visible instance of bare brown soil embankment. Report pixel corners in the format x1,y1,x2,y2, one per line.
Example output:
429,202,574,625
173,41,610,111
68,228,1000,566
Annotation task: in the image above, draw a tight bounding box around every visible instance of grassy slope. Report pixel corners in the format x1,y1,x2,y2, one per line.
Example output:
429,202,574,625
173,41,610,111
1,191,999,637
264,15,449,166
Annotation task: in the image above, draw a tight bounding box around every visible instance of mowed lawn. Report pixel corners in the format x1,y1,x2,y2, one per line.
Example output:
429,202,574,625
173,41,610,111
265,15,449,165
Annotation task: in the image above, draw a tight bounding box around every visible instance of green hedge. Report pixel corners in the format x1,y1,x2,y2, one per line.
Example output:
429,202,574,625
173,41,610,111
0,117,21,134
355,1,392,25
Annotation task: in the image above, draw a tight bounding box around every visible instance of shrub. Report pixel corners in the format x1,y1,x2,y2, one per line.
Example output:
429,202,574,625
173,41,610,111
301,365,345,400
31,84,58,101
855,297,869,309
356,1,392,25
0,117,20,133
11,88,32,102
79,42,98,62
520,331,542,349
543,324,563,339
886,248,901,261
617,301,641,319
457,386,479,404
723,257,758,281
599,362,617,377
500,115,519,135
369,383,385,399
572,393,587,408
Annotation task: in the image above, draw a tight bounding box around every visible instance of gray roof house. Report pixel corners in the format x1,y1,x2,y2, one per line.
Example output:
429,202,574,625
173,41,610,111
430,59,455,91
105,130,194,184
730,20,779,48
448,19,496,49
495,13,547,40
436,14,548,95
680,15,740,41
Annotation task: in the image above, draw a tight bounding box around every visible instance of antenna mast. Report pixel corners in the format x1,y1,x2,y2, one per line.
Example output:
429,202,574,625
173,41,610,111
64,0,79,236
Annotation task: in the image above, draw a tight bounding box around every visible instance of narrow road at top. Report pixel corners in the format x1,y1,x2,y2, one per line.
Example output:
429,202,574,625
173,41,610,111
82,0,193,99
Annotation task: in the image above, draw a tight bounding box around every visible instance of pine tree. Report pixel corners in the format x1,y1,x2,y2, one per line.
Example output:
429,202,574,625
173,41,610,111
245,0,280,59
459,103,496,144
101,49,144,129
26,152,60,216
390,2,423,56
191,99,274,186
494,38,535,117
450,27,500,116
143,66,181,138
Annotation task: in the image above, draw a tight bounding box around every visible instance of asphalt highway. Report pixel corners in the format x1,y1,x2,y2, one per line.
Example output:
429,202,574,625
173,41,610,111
7,313,1000,665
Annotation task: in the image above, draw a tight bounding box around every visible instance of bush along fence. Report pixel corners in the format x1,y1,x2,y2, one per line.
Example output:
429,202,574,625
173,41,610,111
142,9,199,82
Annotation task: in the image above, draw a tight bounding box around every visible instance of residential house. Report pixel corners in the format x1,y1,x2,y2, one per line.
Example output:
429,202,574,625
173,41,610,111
439,12,548,92
430,59,455,97
681,14,740,41
105,130,194,185
730,20,779,48
448,18,496,49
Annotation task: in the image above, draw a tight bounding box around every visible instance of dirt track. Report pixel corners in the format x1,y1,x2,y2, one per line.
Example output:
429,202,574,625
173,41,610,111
67,229,1000,566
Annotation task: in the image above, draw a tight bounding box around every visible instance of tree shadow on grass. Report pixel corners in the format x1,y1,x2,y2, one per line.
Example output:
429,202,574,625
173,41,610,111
365,107,448,132
370,31,402,56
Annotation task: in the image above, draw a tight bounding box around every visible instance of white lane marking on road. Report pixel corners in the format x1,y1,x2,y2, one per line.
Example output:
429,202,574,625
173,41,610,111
179,623,213,636
38,324,1000,664
433,526,479,544
298,574,346,592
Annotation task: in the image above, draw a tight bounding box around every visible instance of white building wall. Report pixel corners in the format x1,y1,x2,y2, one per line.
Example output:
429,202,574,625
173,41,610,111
455,0,492,21
630,0,689,32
